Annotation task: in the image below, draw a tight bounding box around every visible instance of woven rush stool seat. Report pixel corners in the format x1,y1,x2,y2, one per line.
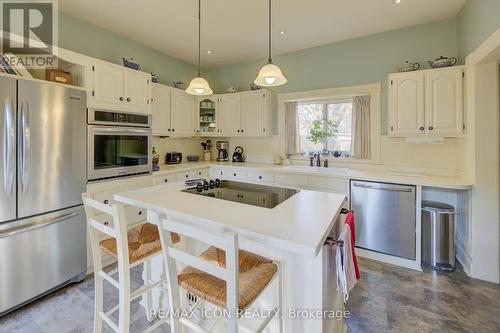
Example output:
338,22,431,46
100,223,180,264
178,246,278,310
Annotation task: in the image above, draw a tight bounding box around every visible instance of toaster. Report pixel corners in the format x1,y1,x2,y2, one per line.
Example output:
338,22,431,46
165,152,182,164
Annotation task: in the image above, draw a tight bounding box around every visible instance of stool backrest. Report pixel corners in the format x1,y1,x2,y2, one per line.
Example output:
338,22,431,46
82,193,130,268
148,211,239,331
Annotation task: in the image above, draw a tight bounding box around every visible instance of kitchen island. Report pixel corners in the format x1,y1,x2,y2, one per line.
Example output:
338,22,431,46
114,181,348,332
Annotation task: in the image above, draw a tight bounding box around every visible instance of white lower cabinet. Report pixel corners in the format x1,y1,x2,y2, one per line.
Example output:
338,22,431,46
247,171,274,184
153,174,176,185
176,169,208,182
153,168,209,185
209,167,223,178
274,173,310,188
221,167,248,180
309,176,347,193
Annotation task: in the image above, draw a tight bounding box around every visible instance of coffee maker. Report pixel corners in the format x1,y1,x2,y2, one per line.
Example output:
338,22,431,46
216,141,229,162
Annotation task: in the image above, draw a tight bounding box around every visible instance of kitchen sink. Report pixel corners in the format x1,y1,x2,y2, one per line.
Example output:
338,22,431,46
281,165,349,175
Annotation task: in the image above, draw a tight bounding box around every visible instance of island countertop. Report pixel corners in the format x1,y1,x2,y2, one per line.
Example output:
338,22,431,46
114,182,346,257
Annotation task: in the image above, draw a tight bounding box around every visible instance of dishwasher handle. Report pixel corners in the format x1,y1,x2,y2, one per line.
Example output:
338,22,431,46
351,182,413,192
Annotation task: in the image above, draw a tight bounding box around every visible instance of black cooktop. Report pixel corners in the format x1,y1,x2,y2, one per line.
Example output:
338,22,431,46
182,180,299,208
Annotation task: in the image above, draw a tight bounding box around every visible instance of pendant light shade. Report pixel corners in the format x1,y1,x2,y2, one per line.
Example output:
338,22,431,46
254,62,287,86
186,76,213,95
254,0,287,87
186,0,213,96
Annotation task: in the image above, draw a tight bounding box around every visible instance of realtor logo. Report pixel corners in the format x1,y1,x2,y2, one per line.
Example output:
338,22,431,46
0,0,58,69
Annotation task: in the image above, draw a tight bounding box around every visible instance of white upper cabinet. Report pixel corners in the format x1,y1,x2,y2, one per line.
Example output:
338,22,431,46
388,66,464,137
425,67,463,136
240,91,265,136
170,88,196,136
218,93,241,136
89,61,151,114
124,70,151,110
151,83,171,135
91,62,124,106
389,72,425,136
150,86,274,138
218,90,273,137
196,96,218,135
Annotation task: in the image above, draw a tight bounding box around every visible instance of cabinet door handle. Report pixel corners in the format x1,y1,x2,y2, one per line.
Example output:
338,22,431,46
103,199,109,204
172,129,175,132
419,126,425,131
126,97,131,102
241,129,244,133
119,97,124,101
237,129,240,133
233,173,237,177
258,176,262,179
428,126,434,131
138,211,143,216
168,129,171,132
164,178,168,183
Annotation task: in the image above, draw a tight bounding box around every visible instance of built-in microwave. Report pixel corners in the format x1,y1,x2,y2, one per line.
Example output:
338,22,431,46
87,109,152,181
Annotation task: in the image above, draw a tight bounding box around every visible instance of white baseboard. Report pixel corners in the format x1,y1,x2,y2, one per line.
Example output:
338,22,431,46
355,248,422,271
455,240,472,276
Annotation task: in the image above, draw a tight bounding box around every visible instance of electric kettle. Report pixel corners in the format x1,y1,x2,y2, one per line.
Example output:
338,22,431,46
232,146,245,163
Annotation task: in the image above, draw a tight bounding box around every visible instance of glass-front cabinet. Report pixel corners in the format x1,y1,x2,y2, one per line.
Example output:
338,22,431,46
197,97,218,135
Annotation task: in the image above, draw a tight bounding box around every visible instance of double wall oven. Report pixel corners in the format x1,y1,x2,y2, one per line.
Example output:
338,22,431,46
87,109,152,181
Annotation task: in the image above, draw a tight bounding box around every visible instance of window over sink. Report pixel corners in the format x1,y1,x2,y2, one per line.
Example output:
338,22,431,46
280,82,382,164
297,100,353,155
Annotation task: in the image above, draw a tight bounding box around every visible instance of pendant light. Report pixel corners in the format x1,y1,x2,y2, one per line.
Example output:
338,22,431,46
186,0,213,95
254,0,287,87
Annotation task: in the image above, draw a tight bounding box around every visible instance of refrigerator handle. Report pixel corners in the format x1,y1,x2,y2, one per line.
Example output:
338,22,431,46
3,97,15,195
0,211,80,239
20,99,30,193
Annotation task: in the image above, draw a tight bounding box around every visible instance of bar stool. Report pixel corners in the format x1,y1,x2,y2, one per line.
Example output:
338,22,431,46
82,194,180,333
149,211,284,333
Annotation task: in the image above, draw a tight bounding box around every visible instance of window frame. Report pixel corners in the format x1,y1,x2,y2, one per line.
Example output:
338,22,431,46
278,82,382,165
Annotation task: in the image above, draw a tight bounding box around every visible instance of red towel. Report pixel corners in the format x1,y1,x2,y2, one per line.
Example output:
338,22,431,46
344,211,360,280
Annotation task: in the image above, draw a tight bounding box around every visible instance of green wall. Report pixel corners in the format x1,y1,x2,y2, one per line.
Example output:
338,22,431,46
457,0,500,61
58,12,198,86
207,19,459,133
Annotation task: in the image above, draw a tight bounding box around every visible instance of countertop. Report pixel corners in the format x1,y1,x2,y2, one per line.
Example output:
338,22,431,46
115,182,346,257
153,161,473,190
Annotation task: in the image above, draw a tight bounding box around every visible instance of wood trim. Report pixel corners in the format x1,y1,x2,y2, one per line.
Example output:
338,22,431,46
465,27,500,65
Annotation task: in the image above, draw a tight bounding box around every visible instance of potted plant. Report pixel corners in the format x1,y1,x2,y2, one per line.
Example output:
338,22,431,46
307,119,338,152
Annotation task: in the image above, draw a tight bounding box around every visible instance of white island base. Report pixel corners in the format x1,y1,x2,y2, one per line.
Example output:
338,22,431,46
142,233,347,333
115,182,348,332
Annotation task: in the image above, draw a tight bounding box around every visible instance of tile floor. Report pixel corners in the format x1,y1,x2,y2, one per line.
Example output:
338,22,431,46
1,258,499,333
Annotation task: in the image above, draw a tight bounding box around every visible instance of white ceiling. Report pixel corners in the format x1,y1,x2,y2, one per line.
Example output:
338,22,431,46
60,0,466,68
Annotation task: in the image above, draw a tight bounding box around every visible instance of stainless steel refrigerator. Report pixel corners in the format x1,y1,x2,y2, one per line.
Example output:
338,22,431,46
0,76,87,315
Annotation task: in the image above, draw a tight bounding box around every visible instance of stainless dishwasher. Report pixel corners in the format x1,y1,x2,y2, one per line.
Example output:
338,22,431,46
350,180,416,260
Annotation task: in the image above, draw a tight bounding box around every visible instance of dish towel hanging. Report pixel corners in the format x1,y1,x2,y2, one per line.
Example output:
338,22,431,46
345,211,360,280
336,214,360,302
